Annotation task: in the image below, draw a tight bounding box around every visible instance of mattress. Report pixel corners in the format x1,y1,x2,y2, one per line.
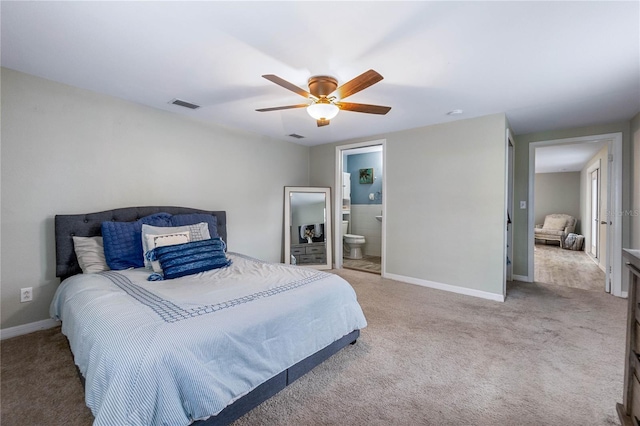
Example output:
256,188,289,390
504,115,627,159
50,252,367,425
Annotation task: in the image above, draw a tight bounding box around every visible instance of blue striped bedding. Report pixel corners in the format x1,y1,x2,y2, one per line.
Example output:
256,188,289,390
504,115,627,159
50,253,367,425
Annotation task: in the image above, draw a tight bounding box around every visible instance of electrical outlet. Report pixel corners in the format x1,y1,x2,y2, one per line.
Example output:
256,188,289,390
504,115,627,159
20,287,33,303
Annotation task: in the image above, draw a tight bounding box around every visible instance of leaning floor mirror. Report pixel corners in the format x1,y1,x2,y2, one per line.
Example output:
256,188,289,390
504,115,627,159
284,186,332,270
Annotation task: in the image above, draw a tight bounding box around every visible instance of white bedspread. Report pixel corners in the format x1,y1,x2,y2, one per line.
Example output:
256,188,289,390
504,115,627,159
50,253,367,425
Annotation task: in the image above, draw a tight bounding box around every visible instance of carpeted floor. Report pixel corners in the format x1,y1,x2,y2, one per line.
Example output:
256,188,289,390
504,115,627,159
1,269,626,426
534,243,605,292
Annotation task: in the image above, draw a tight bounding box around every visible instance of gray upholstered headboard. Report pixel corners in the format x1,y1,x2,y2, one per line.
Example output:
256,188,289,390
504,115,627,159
55,206,227,280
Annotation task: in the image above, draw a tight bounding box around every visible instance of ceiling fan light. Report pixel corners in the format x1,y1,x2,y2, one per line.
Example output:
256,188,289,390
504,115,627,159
307,103,339,121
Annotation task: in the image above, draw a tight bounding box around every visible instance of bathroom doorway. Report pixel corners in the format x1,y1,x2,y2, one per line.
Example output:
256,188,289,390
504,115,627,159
334,140,386,275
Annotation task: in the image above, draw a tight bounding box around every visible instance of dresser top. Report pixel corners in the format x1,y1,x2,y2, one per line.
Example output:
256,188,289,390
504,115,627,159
623,249,640,268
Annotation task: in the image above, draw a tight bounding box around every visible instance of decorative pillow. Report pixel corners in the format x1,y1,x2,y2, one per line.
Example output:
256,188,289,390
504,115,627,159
102,213,173,270
171,214,218,238
147,238,231,281
141,222,211,270
72,236,110,274
144,231,191,272
543,216,568,231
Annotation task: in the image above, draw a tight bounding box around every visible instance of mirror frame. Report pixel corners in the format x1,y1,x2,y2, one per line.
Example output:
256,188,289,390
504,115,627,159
284,186,332,270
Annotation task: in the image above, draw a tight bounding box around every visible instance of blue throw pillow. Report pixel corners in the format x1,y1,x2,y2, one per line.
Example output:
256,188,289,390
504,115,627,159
102,213,173,270
147,238,231,280
170,214,218,238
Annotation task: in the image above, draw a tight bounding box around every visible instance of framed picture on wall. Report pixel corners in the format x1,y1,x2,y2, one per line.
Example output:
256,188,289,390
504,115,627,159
359,168,373,184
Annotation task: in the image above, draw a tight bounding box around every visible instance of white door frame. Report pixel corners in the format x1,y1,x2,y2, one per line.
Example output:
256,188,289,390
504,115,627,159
334,139,386,275
527,132,623,296
586,159,601,261
504,129,515,293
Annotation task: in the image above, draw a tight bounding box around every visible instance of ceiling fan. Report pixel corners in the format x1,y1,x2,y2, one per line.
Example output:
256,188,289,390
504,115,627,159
256,69,391,127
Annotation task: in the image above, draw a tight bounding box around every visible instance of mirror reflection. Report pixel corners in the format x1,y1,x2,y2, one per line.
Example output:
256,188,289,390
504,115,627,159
284,187,332,270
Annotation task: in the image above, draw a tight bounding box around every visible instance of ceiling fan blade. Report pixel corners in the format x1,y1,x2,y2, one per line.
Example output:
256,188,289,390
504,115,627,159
256,104,309,112
317,119,330,127
330,69,383,100
337,102,391,115
262,75,318,100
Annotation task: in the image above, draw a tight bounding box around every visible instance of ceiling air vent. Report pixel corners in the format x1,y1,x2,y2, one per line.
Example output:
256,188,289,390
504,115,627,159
288,133,305,139
170,99,200,110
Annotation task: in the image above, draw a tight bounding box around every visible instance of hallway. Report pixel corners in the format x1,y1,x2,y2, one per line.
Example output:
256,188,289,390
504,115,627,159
534,244,605,292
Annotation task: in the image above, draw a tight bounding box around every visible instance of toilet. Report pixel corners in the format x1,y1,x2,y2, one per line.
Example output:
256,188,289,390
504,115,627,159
342,220,366,259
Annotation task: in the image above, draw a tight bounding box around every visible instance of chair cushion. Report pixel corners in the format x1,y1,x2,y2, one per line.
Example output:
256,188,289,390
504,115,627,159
535,228,564,237
543,216,568,230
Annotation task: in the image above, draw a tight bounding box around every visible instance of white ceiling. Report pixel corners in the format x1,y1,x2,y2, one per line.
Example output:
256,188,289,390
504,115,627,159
1,2,638,147
344,145,383,157
535,140,607,174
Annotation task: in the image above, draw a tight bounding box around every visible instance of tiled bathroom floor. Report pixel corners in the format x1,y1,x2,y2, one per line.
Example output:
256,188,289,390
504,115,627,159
342,255,381,274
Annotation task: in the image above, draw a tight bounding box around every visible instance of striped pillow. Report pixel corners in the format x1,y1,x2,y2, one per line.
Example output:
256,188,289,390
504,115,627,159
148,238,231,280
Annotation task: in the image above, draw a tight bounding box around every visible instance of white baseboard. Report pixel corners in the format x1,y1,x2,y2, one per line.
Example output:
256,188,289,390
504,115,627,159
384,272,505,302
0,318,60,340
512,274,532,282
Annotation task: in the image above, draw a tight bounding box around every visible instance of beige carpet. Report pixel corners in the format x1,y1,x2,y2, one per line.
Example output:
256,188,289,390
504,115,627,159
1,269,626,426
534,243,605,292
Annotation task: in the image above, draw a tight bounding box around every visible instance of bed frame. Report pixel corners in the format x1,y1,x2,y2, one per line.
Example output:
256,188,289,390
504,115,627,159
54,206,359,425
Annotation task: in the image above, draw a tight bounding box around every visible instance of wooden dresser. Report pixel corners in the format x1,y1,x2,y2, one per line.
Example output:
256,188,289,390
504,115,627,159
618,249,640,426
291,242,326,265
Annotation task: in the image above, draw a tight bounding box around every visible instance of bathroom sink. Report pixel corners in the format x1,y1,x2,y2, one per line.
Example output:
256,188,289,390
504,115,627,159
375,215,382,222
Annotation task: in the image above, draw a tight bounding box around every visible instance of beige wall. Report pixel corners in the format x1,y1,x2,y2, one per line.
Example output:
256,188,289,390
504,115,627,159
1,68,310,330
534,172,581,231
513,121,633,281
310,114,508,297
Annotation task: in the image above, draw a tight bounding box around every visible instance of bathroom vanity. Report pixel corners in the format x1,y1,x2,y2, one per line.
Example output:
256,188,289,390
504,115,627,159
618,249,640,425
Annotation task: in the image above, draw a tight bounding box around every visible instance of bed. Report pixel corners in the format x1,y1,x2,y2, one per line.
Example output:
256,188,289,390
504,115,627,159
51,206,367,426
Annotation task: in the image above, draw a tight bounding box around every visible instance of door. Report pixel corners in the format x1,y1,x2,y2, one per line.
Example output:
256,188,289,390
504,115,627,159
590,167,599,259
587,154,609,293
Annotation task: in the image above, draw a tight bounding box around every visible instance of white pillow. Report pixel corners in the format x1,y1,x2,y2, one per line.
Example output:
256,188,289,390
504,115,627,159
141,222,211,269
72,236,110,274
144,231,191,272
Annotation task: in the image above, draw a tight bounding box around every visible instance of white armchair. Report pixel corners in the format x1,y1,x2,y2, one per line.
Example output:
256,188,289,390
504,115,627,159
535,214,577,245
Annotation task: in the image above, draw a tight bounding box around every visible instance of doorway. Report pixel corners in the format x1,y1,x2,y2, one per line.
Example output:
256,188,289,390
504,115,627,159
528,133,623,296
505,129,515,290
334,140,386,275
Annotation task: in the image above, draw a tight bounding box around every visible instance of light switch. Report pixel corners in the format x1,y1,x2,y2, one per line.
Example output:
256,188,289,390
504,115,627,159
520,201,527,209
369,193,375,200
